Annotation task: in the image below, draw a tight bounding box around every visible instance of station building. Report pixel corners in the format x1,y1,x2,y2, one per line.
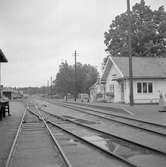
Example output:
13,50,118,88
90,56,166,104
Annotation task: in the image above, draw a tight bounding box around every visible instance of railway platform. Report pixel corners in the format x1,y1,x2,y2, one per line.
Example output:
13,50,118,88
0,101,25,167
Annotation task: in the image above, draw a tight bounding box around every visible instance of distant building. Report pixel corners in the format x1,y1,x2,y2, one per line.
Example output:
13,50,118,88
78,93,89,102
2,88,23,100
90,56,166,104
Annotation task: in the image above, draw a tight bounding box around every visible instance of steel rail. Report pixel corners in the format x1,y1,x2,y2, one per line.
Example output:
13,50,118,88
31,105,139,167
40,108,166,156
5,108,27,167
44,100,166,129
45,118,138,167
62,104,166,137
49,100,166,134
27,108,73,167
62,102,166,128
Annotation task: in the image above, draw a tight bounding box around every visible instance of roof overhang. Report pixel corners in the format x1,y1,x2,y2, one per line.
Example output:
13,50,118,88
0,49,8,62
101,58,113,81
112,76,166,81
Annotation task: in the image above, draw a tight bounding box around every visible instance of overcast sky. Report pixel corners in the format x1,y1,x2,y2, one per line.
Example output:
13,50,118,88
0,0,165,87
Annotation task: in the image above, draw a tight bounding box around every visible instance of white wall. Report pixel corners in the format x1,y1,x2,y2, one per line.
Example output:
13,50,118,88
105,64,122,102
153,79,166,96
124,80,130,103
125,79,166,103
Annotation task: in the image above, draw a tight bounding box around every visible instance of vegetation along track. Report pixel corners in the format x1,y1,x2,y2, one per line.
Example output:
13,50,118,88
50,100,166,137
5,105,72,167
37,105,166,167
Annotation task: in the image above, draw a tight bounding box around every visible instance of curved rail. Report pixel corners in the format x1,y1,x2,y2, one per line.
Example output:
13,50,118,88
5,103,72,167
27,108,73,167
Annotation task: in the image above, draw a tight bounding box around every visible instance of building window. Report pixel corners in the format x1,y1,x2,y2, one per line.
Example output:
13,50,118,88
137,82,153,93
143,82,147,93
148,82,153,93
137,82,142,93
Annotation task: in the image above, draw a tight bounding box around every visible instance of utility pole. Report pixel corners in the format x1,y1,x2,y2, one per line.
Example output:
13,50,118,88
127,0,134,105
50,76,52,98
47,80,49,96
0,63,1,98
73,50,78,101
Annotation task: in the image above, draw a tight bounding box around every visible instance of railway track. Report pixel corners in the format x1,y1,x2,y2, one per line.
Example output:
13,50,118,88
5,101,141,167
35,104,166,167
28,103,138,167
63,103,166,136
34,99,166,154
5,105,71,167
48,100,166,137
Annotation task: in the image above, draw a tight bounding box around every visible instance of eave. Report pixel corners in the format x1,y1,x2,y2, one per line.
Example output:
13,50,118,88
112,76,166,81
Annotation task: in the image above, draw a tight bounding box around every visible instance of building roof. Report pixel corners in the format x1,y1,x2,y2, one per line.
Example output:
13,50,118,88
102,56,166,80
101,58,113,82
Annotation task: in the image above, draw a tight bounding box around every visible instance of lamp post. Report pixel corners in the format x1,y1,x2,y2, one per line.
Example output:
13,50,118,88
127,0,134,105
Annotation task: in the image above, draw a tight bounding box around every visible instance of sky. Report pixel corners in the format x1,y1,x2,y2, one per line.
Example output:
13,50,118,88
0,0,166,87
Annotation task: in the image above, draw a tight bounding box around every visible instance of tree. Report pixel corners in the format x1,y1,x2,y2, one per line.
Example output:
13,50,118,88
104,0,166,57
54,62,98,97
55,61,75,97
81,64,99,93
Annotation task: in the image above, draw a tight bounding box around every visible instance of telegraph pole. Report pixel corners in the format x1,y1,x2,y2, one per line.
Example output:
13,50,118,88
127,0,134,105
0,63,1,98
50,76,52,98
73,50,78,101
47,80,49,96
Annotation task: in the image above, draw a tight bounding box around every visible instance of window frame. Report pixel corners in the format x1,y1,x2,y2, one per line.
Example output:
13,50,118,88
136,81,153,94
148,82,153,93
137,82,142,93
